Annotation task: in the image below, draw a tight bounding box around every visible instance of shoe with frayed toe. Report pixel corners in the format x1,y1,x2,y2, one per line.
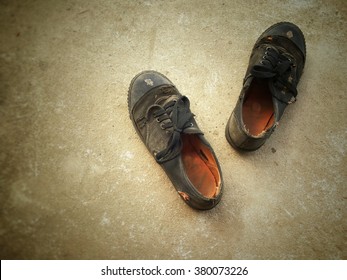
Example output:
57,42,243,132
226,22,306,151
128,71,223,210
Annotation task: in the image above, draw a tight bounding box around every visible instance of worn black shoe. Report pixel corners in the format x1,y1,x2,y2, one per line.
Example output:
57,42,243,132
128,71,223,210
226,22,306,151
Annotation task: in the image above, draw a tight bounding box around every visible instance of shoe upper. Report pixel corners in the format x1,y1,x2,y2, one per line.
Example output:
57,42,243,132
128,71,223,210
226,22,306,151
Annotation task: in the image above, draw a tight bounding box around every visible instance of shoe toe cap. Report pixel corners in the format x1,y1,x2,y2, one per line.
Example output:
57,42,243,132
263,22,306,59
128,70,174,111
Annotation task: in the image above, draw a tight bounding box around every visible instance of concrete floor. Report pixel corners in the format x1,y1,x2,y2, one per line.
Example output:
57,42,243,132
0,0,346,260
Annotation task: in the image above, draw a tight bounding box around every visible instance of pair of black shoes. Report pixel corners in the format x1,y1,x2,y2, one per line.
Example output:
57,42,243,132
128,22,306,210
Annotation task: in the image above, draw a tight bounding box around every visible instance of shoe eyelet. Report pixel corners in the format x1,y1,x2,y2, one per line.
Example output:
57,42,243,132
160,123,165,129
190,123,194,127
262,55,267,59
156,118,160,122
266,47,271,51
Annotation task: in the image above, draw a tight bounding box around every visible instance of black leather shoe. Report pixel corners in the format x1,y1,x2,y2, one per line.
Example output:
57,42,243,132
226,22,306,151
128,71,223,210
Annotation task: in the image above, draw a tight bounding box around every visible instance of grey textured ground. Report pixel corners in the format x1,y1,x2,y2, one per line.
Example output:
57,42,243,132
0,0,346,259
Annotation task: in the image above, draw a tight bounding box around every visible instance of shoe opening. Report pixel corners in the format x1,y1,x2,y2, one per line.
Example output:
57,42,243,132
181,134,221,198
242,78,275,136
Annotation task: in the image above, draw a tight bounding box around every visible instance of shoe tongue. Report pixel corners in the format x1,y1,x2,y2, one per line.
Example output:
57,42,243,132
156,94,178,107
182,125,203,134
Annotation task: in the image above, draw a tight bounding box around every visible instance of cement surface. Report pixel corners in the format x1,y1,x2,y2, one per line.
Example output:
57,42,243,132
0,0,346,259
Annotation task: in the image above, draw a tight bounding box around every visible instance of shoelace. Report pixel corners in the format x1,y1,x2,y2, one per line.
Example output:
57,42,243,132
152,100,176,130
154,96,194,163
251,47,297,102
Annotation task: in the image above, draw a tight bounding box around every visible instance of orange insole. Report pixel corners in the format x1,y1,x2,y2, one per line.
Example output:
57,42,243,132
181,134,220,198
242,78,275,136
